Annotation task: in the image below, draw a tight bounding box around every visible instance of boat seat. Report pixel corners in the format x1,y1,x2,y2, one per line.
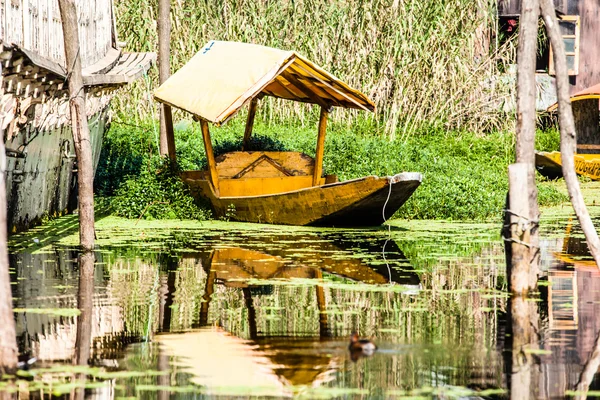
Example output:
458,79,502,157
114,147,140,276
181,151,338,197
215,151,315,179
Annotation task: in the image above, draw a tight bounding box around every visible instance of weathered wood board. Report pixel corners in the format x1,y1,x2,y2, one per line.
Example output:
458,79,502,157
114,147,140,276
215,151,316,178
573,98,600,153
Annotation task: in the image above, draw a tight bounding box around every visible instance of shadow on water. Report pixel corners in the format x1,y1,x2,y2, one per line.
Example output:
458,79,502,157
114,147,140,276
6,214,600,398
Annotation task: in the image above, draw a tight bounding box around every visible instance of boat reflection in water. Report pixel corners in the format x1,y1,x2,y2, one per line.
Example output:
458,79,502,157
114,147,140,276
155,236,421,395
10,228,424,397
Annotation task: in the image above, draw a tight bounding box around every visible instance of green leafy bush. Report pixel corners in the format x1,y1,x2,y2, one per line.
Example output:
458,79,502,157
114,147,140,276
110,158,212,220
535,127,561,153
95,122,156,196
98,118,567,221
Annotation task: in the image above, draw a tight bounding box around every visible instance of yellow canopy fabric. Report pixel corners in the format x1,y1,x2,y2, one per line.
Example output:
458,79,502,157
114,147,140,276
154,41,375,125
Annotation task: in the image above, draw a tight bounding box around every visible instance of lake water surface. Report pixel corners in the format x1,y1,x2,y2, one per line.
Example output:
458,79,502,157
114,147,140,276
3,204,600,399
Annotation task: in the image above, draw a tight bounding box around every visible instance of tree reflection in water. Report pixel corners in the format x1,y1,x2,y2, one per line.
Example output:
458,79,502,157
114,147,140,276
508,295,540,399
71,251,95,400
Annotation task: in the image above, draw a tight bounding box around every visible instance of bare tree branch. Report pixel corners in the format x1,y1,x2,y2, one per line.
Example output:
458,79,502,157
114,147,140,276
540,0,600,267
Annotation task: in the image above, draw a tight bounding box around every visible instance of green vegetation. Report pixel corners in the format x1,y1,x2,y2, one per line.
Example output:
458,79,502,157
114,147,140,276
100,0,568,222
109,158,211,220
114,0,515,135
98,118,566,221
98,0,570,222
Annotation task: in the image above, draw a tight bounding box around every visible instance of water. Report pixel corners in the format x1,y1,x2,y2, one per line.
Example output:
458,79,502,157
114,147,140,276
2,209,599,399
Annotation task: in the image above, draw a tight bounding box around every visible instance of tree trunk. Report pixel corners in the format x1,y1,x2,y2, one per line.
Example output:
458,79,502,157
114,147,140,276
515,0,540,283
574,330,600,400
58,0,95,252
158,0,176,160
540,0,600,266
506,0,540,292
0,119,18,375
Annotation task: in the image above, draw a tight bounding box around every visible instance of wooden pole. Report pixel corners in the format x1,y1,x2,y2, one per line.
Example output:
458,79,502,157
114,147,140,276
313,107,329,186
514,0,540,287
242,98,258,151
0,116,18,375
508,163,531,295
74,251,94,365
199,252,216,327
163,106,176,161
509,295,540,399
158,0,176,161
541,0,600,267
58,0,95,252
200,120,219,196
157,344,170,400
199,269,215,326
72,254,94,398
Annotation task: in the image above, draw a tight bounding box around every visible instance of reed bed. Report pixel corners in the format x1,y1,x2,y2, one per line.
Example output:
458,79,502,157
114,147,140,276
114,0,516,136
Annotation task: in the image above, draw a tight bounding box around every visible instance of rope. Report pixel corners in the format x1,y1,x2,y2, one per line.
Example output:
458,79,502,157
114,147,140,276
381,179,393,284
503,209,540,225
502,236,540,249
64,47,86,103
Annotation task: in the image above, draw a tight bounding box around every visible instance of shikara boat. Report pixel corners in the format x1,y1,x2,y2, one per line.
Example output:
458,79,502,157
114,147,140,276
154,41,422,226
535,151,600,180
536,83,600,181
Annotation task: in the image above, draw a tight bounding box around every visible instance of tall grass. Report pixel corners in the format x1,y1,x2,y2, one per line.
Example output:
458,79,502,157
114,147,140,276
113,0,516,136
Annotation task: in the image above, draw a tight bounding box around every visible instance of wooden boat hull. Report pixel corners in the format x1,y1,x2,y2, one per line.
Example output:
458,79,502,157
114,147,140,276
186,172,422,226
536,151,600,180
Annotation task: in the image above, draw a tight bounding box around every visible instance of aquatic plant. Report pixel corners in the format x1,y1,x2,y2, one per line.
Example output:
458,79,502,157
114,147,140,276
98,118,566,221
110,158,212,221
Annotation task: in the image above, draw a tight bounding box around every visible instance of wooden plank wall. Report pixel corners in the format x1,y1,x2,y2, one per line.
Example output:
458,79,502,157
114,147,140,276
497,0,521,16
574,0,600,92
0,0,113,69
498,0,600,93
498,0,580,16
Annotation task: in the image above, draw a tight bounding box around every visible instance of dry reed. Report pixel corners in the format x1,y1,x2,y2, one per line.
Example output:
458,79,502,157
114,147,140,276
114,0,516,136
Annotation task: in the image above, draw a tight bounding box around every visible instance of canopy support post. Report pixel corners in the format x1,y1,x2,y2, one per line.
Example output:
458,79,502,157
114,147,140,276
200,120,220,196
164,106,177,161
242,97,258,151
313,106,330,186
158,0,176,162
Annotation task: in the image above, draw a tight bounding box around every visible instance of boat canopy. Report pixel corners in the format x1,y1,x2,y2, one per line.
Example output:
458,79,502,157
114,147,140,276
154,41,375,125
547,82,600,112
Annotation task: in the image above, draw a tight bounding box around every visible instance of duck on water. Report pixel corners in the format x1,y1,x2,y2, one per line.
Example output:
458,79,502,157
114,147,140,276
349,332,377,358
